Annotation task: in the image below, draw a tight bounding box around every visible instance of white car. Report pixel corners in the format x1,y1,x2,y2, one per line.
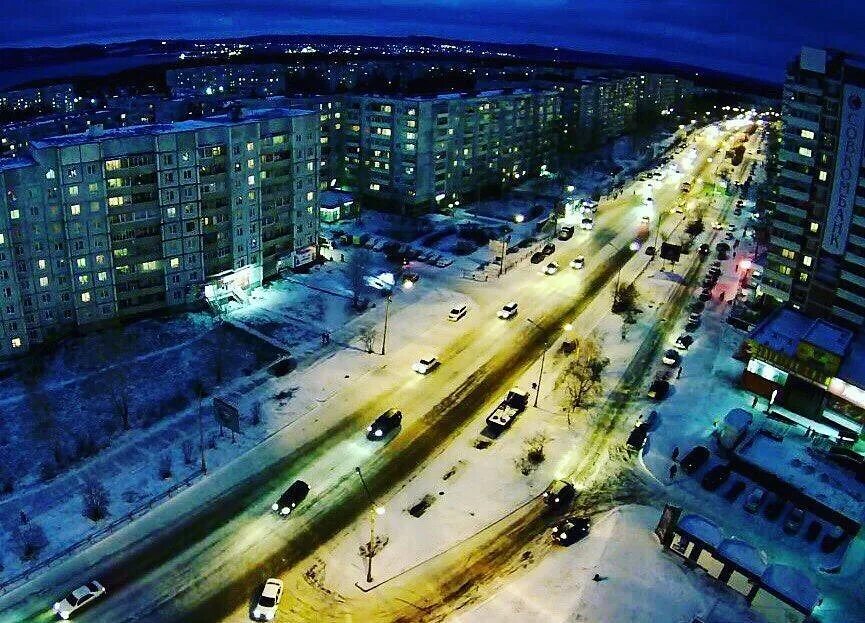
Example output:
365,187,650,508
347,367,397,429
53,581,106,620
641,215,651,224
544,261,559,275
448,304,467,321
498,302,518,319
412,356,440,374
570,256,585,270
580,218,594,230
252,578,283,621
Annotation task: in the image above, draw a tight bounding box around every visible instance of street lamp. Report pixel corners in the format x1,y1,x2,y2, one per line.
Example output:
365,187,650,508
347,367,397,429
355,466,384,583
525,318,549,408
514,213,525,223
380,294,392,356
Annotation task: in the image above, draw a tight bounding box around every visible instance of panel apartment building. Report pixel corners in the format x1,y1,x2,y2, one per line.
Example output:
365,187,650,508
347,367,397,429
759,47,865,329
0,107,319,358
338,89,559,213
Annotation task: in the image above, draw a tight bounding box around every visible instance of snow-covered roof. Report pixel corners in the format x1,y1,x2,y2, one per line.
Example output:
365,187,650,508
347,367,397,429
0,156,35,172
724,408,753,430
676,513,722,548
838,330,865,389
749,308,853,358
717,538,767,577
761,564,821,613
321,190,355,207
803,319,851,356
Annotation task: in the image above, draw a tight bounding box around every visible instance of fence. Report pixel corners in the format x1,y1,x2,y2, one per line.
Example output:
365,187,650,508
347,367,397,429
0,469,204,595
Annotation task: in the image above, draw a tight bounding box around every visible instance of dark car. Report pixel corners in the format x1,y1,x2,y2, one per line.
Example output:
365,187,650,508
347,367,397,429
698,243,710,257
763,495,785,521
645,246,656,256
701,276,717,288
626,423,650,450
272,480,310,516
675,334,695,350
783,508,805,535
551,516,591,545
367,408,403,440
821,525,846,553
542,243,556,256
723,479,747,502
701,463,732,490
689,300,705,313
685,319,701,332
805,520,822,542
530,252,546,264
681,446,710,475
699,289,712,302
542,479,576,509
557,226,575,241
647,378,670,400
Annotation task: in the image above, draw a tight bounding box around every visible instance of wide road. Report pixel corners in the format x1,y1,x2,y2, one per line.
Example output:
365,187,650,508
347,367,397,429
0,121,742,623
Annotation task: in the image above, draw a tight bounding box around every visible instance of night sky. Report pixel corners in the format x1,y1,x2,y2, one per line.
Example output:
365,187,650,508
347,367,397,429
3,0,864,81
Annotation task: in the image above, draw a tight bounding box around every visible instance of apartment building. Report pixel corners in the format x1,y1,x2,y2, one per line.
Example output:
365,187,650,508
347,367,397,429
759,47,865,329
166,64,286,98
0,107,319,358
339,89,559,213
0,84,76,119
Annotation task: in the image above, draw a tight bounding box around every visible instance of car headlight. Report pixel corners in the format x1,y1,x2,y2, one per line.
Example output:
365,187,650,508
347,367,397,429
367,425,372,431
375,429,383,437
281,507,290,515
560,532,567,540
271,503,279,511
554,497,560,503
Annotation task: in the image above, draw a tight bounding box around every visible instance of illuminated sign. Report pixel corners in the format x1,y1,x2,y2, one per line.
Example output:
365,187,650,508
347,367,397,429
824,84,865,254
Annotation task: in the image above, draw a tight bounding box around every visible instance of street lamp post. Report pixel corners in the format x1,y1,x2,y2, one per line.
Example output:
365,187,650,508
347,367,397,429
355,466,384,583
525,318,548,408
499,234,511,278
380,294,391,355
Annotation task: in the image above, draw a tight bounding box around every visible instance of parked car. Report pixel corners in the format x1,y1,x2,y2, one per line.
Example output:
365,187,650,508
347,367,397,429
764,495,785,521
701,464,732,490
558,225,575,241
367,408,402,439
544,261,559,275
272,480,310,516
662,349,681,366
698,243,710,256
821,525,846,553
744,487,768,513
570,256,585,270
702,276,717,288
412,356,440,375
685,319,701,332
783,508,805,535
689,300,705,313
647,378,670,400
723,479,747,502
498,301,519,320
542,243,556,256
551,516,590,545
698,288,712,302
542,479,576,510
581,217,595,230
680,446,710,475
531,252,546,264
805,519,822,542
53,581,107,620
675,334,694,350
448,304,467,321
252,579,283,621
645,245,656,256
626,423,650,450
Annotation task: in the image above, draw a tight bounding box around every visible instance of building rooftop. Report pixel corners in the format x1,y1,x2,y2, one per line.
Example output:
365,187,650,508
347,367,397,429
30,107,314,149
803,319,852,356
749,307,815,358
0,156,36,172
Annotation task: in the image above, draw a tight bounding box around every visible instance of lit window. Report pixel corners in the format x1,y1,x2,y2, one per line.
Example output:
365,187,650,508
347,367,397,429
81,292,91,302
369,183,380,191
95,254,105,264
799,272,809,282
0,233,4,244
88,183,98,193
166,207,176,218
98,271,107,282
810,222,819,233
306,191,314,201
114,248,128,257
800,129,815,140
248,175,255,186
37,259,46,269
70,204,81,215
10,209,20,220
247,158,255,168
818,170,827,182
76,258,87,268
108,196,124,207
11,338,21,349
170,258,180,268
68,185,79,197
246,142,254,152
39,277,49,287
803,255,812,267
78,275,89,285
798,147,812,157
781,248,795,260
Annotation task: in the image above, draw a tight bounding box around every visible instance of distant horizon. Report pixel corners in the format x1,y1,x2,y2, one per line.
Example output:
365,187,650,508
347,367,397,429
5,1,865,82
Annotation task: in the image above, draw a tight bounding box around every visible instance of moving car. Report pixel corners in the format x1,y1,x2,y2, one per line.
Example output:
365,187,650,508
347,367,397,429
783,508,805,535
252,579,283,621
662,349,681,366
723,479,747,502
647,378,670,400
743,487,767,514
448,304,467,321
698,243,710,257
558,225,575,241
701,463,732,490
542,480,576,510
367,409,402,440
675,334,694,350
530,251,546,264
53,581,106,620
498,301,519,320
544,261,559,275
680,446,710,475
542,242,557,255
551,516,591,545
272,480,310,516
570,256,585,270
580,217,594,230
805,520,822,542
412,356,440,375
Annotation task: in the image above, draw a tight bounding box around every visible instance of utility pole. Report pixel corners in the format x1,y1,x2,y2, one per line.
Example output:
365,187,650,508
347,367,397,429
196,392,207,475
356,466,381,583
380,294,391,355
498,235,509,278
525,318,549,408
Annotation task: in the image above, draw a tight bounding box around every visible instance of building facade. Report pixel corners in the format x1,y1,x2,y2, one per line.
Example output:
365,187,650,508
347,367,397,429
166,64,286,98
759,47,865,329
0,84,76,119
0,107,319,358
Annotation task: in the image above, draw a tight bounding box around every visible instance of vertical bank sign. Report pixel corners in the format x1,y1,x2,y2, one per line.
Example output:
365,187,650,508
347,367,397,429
824,84,865,254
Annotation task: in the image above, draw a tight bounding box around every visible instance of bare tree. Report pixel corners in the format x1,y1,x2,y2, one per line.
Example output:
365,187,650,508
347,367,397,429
515,432,548,475
26,390,57,443
181,439,195,466
158,453,173,480
81,477,110,521
347,250,371,310
249,400,262,426
358,326,377,354
13,521,48,561
358,534,389,582
212,315,227,386
109,368,133,431
557,333,611,426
